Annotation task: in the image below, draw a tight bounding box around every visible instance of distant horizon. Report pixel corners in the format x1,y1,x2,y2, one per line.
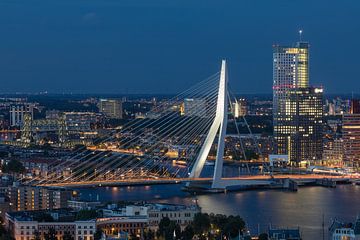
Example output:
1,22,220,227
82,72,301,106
0,91,359,99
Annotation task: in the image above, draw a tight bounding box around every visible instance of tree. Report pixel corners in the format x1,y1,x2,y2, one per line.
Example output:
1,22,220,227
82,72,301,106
129,232,140,240
33,230,41,240
157,217,181,240
44,228,57,240
75,209,98,220
62,231,74,240
223,215,245,238
94,229,103,240
181,225,194,240
258,233,269,240
192,213,211,235
158,217,171,237
0,224,14,240
2,159,25,174
33,213,54,222
144,229,155,240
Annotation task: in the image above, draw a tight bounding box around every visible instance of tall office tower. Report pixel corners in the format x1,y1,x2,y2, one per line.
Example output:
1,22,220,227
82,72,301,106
287,87,324,163
9,104,34,126
273,42,323,164
98,99,123,119
343,99,360,167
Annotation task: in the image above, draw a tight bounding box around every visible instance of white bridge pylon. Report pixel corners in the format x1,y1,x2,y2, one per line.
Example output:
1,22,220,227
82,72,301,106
189,59,228,188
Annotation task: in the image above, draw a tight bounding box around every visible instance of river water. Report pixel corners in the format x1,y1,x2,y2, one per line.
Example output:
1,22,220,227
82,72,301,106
77,183,360,239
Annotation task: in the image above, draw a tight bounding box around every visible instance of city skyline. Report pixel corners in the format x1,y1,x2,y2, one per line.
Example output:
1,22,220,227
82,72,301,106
2,2,360,240
0,0,359,94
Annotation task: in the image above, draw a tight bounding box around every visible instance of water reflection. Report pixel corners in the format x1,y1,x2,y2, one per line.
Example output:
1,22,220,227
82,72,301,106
78,184,360,239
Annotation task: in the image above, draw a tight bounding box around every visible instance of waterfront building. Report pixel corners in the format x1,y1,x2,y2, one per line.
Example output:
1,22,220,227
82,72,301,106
96,216,147,238
329,219,356,240
147,203,199,230
98,99,123,119
273,41,323,164
7,186,72,211
268,227,301,240
322,138,344,166
343,99,360,167
10,104,35,127
6,210,96,240
100,203,199,231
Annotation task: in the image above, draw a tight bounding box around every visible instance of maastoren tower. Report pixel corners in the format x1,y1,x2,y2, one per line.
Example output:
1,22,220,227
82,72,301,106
273,42,323,165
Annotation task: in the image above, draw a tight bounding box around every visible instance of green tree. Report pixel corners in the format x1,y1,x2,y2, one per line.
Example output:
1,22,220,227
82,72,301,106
2,159,25,174
33,213,54,222
75,209,98,220
158,217,171,237
258,233,269,240
0,224,14,240
129,232,140,240
93,229,103,240
33,230,41,240
44,228,57,240
192,213,211,235
181,225,194,240
223,215,245,238
157,217,181,240
144,229,155,240
62,231,74,240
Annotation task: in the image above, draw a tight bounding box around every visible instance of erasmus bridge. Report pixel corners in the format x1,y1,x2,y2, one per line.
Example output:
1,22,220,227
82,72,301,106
22,60,351,190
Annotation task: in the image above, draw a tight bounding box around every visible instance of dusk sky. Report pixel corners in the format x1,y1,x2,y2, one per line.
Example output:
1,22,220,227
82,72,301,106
0,0,359,94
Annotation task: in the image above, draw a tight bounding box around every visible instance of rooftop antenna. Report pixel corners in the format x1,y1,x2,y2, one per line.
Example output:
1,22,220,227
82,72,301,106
299,29,303,42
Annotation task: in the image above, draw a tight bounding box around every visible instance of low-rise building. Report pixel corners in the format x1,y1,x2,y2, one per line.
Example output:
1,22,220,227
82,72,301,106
101,203,199,231
96,216,147,238
329,219,355,240
6,210,96,240
147,203,199,230
268,227,301,240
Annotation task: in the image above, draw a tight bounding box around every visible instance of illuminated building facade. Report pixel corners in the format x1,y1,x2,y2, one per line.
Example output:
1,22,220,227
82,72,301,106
98,99,123,119
10,104,35,127
287,87,323,163
343,101,360,166
183,98,207,117
273,42,323,164
232,98,247,118
7,186,72,211
323,138,344,166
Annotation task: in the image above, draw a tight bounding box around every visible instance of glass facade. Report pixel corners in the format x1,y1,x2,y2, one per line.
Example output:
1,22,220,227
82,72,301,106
273,42,323,164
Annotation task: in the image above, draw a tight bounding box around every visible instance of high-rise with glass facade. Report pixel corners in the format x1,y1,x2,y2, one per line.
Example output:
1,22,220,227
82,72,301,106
273,42,323,164
343,99,360,167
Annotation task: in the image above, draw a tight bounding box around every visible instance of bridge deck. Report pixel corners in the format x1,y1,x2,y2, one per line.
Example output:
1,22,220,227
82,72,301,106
37,174,356,188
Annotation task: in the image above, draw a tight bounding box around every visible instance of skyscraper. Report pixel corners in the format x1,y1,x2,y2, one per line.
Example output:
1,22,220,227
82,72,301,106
273,42,323,164
287,87,323,162
343,99,360,167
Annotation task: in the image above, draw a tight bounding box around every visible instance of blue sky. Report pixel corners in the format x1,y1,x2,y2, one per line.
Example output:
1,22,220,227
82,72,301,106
0,0,359,94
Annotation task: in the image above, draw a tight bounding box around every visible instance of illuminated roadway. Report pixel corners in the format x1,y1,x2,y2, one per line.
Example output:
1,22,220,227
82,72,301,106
37,174,359,188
